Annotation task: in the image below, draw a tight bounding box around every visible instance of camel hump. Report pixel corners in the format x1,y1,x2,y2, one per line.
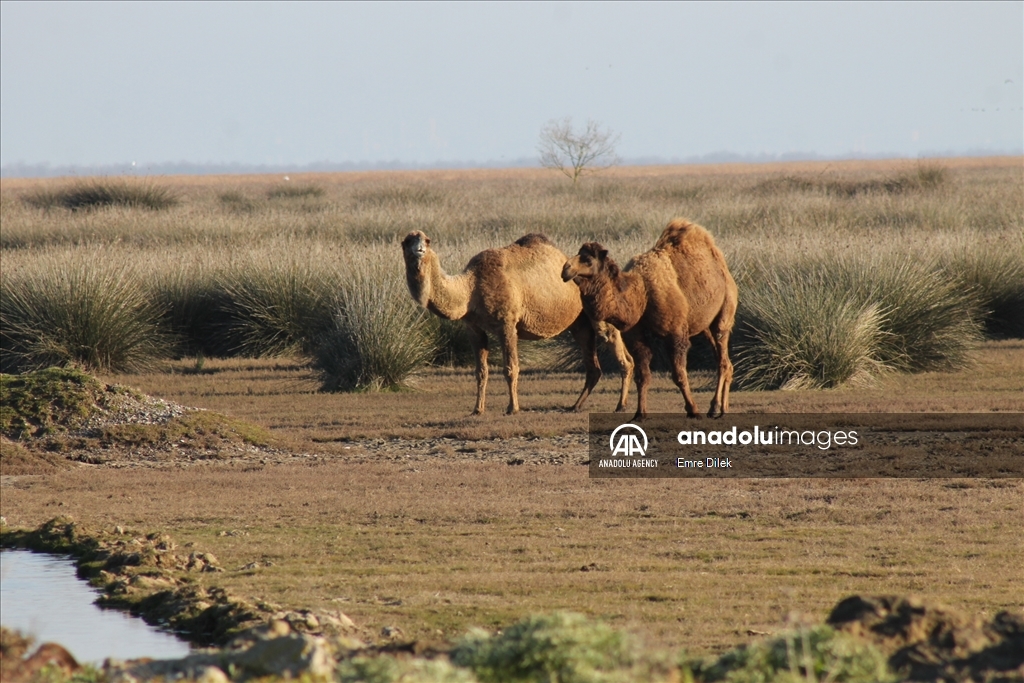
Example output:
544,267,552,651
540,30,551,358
654,218,712,251
514,233,555,249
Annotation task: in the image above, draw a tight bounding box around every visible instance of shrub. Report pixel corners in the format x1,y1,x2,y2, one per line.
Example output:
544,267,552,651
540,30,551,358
687,625,895,682
935,238,1024,338
734,254,982,389
22,180,178,211
735,274,888,390
0,255,169,373
451,612,658,683
313,260,436,391
831,256,982,371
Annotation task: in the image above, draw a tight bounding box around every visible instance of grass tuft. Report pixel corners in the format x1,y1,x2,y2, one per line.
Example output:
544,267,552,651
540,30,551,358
352,184,449,208
313,260,437,391
0,255,169,373
735,254,981,389
735,275,888,390
935,237,1024,338
22,180,178,211
222,256,337,357
267,183,324,199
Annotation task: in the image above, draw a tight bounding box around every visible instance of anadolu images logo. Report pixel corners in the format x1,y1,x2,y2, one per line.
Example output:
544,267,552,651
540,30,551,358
609,423,648,457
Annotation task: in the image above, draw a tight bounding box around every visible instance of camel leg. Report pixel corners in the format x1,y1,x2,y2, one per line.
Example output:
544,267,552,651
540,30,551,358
707,322,734,418
500,322,521,415
468,324,489,415
626,330,653,421
568,315,602,413
669,334,701,418
603,324,633,412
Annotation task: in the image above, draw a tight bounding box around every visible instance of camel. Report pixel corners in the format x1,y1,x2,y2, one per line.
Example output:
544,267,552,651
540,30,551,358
402,231,634,415
561,219,738,421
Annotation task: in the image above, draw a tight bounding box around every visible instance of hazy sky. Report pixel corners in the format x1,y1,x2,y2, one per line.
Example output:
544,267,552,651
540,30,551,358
1,1,1021,169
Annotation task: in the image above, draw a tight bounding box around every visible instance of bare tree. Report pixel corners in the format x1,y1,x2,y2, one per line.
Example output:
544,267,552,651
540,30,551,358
538,118,620,185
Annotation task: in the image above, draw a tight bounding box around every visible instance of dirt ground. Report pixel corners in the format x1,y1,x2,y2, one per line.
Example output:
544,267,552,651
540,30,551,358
2,341,1022,655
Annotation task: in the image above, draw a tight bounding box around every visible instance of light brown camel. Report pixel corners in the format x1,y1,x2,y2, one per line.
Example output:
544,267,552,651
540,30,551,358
402,231,634,415
561,219,738,421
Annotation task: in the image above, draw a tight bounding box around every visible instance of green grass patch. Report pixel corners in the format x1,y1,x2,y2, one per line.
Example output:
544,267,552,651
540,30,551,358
339,657,479,683
687,625,895,682
451,612,665,683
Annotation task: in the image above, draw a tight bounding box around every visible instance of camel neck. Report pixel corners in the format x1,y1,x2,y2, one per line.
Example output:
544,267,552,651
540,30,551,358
410,250,473,320
580,270,645,331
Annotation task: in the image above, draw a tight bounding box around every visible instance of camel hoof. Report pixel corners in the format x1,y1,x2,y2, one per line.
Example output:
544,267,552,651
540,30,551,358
614,405,627,413
686,412,703,419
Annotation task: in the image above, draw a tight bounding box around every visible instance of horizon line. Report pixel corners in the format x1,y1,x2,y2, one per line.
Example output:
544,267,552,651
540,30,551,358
2,148,1021,179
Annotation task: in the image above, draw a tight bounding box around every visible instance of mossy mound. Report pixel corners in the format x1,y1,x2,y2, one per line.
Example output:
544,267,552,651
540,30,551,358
0,367,107,437
1,367,274,466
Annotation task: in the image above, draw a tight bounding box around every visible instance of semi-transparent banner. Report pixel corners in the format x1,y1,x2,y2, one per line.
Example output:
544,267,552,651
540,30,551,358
588,414,1024,478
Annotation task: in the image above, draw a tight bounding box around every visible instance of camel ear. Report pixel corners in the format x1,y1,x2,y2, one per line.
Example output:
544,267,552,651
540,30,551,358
598,249,609,261
425,236,431,246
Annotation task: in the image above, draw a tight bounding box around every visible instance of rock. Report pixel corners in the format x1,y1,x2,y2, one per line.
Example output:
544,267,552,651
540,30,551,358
114,525,125,534
129,575,176,590
381,625,403,638
828,595,1024,681
268,619,292,637
334,635,368,652
233,633,335,678
195,666,229,683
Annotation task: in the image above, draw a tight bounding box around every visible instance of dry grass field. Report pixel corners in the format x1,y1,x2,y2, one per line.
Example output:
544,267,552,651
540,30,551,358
1,158,1023,660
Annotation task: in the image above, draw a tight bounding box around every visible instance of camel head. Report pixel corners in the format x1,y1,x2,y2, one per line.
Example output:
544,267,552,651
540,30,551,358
402,230,434,307
562,242,619,284
402,231,430,264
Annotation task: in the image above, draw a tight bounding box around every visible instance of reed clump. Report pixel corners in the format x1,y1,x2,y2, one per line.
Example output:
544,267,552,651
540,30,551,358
312,259,436,391
0,253,169,373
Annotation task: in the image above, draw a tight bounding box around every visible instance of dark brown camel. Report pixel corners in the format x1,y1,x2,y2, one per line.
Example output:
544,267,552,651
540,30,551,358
562,219,738,420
